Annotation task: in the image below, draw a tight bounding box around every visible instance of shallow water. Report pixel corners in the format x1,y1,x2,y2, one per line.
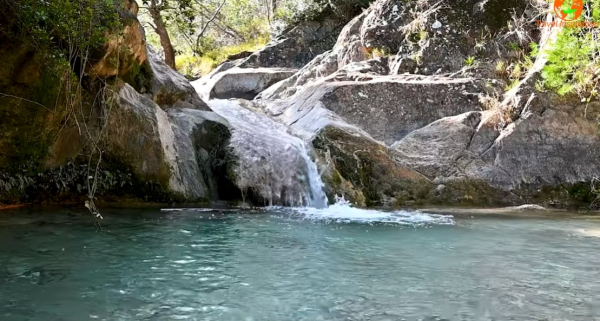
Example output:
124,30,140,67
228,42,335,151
1,206,600,321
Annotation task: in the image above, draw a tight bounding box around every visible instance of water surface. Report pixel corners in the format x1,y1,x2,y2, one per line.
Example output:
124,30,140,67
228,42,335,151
1,206,599,320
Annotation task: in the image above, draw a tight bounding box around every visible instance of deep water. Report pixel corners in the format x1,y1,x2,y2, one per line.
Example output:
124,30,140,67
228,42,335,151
1,206,600,320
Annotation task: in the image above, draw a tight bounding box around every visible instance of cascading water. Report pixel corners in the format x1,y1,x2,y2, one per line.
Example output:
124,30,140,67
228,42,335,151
208,99,328,208
188,79,452,225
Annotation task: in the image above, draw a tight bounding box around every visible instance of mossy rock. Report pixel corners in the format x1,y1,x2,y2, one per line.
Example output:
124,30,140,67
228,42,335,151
313,125,433,207
0,41,76,174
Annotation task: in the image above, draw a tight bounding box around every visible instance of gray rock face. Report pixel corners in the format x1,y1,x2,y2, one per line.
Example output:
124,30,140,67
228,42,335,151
392,98,600,206
195,67,297,100
147,48,210,110
167,108,234,201
237,19,345,69
105,84,232,201
259,0,538,101
267,75,483,145
106,84,174,191
355,0,531,74
257,13,372,101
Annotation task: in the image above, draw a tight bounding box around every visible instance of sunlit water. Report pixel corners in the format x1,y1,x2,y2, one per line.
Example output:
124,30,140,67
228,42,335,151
1,205,600,321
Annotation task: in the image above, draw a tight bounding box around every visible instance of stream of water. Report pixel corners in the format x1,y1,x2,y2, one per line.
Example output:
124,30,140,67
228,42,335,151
1,205,600,320
209,99,327,208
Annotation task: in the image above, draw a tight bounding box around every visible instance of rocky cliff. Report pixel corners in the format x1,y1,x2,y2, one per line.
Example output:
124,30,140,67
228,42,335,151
2,0,599,209
200,0,600,209
0,0,236,207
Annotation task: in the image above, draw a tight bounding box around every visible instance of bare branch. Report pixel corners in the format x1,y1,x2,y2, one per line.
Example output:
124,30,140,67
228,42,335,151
0,93,54,113
198,0,227,39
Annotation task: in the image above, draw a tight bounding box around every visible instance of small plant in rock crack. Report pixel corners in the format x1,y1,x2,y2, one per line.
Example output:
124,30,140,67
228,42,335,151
464,56,476,66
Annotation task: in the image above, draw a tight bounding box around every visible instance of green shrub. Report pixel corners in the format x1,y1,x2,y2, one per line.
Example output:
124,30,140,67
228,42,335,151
176,35,269,78
542,0,600,97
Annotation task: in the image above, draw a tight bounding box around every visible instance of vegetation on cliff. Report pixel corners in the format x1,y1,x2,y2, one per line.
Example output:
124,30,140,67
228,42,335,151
542,1,600,99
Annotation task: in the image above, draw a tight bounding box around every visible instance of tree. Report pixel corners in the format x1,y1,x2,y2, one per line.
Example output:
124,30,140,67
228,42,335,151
142,0,180,69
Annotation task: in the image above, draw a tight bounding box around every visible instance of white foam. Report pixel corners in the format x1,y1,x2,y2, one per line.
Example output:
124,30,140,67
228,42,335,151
576,229,600,238
284,197,454,226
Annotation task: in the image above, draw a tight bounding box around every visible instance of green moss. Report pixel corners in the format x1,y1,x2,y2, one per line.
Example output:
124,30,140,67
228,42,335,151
330,170,343,188
433,180,514,207
523,182,598,209
313,126,432,207
0,50,73,174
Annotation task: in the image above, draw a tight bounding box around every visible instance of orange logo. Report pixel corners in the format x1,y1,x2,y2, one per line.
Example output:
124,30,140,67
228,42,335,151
554,0,584,21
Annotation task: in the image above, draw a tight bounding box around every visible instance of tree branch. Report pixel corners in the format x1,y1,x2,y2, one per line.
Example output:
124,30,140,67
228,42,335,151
194,1,244,40
198,0,227,39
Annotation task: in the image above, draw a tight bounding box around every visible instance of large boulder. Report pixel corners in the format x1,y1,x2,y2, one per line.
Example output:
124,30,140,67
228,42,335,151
167,108,236,201
147,48,210,110
313,125,432,206
104,83,232,202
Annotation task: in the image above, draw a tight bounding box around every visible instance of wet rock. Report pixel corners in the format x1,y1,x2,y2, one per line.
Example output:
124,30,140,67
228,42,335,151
208,99,327,207
167,108,235,201
506,204,548,212
313,125,432,207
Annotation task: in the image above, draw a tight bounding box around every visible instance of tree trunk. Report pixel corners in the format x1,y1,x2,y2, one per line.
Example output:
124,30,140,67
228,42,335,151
149,0,176,70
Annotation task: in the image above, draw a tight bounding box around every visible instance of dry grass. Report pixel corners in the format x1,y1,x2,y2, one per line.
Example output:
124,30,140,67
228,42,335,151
400,1,444,35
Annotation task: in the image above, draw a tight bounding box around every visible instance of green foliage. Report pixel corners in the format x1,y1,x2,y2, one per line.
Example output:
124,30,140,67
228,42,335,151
372,47,392,58
542,0,600,96
529,41,539,58
508,41,521,52
3,0,121,55
543,28,599,96
176,35,269,78
464,56,476,66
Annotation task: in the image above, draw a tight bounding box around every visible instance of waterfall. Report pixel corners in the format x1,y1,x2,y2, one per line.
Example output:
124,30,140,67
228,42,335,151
208,99,327,208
